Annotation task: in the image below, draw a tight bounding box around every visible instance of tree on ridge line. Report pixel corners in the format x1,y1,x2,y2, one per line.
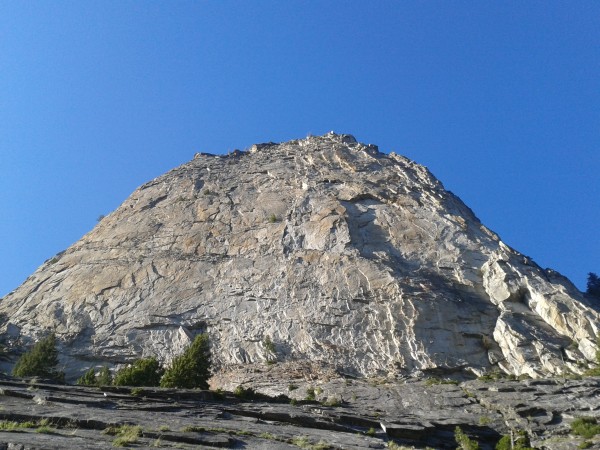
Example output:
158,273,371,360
588,272,600,299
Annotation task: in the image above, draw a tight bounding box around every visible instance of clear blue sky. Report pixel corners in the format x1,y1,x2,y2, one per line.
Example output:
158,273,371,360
1,1,598,297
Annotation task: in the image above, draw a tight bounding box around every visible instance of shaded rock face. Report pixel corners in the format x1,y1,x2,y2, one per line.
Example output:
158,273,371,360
0,132,598,380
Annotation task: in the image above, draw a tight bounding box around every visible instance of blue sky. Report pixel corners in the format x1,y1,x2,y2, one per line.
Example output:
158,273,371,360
1,1,598,296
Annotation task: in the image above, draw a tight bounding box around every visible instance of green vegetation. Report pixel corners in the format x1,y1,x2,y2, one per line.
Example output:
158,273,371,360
425,377,459,386
495,430,534,449
263,336,275,352
585,367,600,377
290,436,311,448
322,396,341,407
386,443,405,450
263,335,277,362
233,385,256,399
160,333,211,389
97,366,113,385
10,331,214,397
579,441,593,449
35,425,55,434
477,370,515,382
587,273,600,299
268,213,278,223
130,387,144,397
181,425,206,432
455,426,480,450
78,365,113,386
583,337,600,376
571,417,600,439
212,388,225,400
0,419,55,434
0,335,7,359
0,420,37,430
12,333,64,381
104,425,142,447
479,416,492,425
366,427,376,436
305,386,316,401
76,368,97,386
289,436,331,450
259,432,277,440
181,425,260,437
288,383,298,391
263,336,276,353
113,357,163,387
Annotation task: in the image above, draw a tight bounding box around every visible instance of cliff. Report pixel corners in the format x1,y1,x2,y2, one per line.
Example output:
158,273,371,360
1,132,598,381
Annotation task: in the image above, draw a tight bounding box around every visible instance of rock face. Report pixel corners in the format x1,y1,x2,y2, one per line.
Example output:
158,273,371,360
2,373,600,450
0,132,599,380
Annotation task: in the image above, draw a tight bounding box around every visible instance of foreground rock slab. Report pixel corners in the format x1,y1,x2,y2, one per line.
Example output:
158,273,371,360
1,374,600,449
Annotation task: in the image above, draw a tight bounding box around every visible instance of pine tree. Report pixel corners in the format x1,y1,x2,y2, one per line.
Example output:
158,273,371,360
76,368,97,386
113,357,163,387
587,273,600,299
160,333,211,389
12,333,64,381
454,426,480,450
97,366,113,386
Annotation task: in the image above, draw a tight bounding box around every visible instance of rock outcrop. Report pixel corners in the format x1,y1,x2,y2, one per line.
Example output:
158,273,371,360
2,373,600,449
1,132,598,380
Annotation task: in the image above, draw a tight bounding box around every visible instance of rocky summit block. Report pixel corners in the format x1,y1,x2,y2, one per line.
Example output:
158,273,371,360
1,132,599,381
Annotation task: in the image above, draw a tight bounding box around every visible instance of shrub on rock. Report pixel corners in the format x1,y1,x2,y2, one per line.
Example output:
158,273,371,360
97,366,113,386
113,357,163,387
160,333,211,389
76,368,97,386
455,426,480,450
76,366,113,386
495,430,534,450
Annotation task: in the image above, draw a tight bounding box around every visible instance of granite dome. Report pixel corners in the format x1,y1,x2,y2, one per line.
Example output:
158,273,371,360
1,132,598,381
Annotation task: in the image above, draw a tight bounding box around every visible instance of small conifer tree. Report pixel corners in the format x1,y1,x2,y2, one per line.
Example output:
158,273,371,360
495,430,534,450
160,333,211,389
113,357,163,387
97,366,113,386
76,368,97,386
455,426,480,450
12,333,64,381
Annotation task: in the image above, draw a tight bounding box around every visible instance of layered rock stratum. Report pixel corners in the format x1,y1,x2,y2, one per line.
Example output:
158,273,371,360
1,132,598,381
2,373,600,449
